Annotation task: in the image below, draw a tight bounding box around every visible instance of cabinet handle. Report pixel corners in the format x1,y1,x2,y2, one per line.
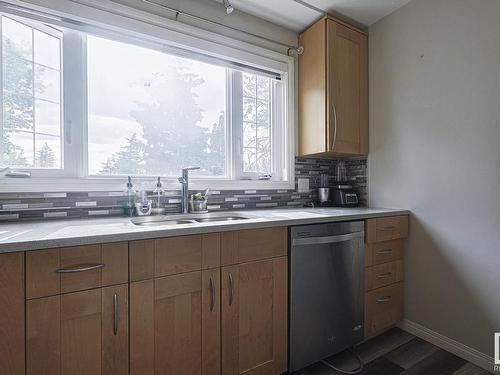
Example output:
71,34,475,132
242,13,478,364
377,272,392,279
377,249,393,254
331,102,338,150
228,273,235,306
113,293,119,336
376,296,392,303
56,263,105,273
381,226,398,232
209,277,216,312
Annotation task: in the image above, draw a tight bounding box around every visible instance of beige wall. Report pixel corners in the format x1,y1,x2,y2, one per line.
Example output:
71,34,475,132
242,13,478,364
369,0,500,357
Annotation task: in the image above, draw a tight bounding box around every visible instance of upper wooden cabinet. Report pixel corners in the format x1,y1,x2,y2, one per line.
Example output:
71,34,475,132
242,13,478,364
298,16,368,157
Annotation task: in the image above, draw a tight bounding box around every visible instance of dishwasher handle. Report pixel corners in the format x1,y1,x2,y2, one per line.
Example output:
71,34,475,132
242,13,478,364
292,231,364,246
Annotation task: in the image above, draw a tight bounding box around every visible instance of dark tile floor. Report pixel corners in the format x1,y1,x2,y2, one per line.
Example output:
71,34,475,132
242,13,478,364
293,328,491,375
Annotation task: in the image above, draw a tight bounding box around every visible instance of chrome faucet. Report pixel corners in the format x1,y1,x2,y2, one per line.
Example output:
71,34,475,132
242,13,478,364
178,166,200,214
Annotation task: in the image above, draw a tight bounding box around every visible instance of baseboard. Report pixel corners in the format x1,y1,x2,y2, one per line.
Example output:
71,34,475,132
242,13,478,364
398,319,494,373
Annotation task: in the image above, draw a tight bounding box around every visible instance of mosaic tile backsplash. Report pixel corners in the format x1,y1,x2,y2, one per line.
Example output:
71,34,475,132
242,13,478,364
0,157,367,221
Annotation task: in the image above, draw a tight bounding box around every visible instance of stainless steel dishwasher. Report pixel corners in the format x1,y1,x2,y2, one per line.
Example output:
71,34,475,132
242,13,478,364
289,221,365,373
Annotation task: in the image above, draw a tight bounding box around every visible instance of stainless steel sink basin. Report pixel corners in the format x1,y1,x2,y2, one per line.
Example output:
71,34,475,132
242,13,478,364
193,216,248,223
131,213,251,226
131,218,195,226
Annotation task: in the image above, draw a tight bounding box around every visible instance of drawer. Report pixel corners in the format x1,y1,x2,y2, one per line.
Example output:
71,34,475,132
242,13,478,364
365,260,403,291
364,282,403,336
129,233,220,281
365,239,404,266
366,215,408,243
221,227,287,266
26,242,128,299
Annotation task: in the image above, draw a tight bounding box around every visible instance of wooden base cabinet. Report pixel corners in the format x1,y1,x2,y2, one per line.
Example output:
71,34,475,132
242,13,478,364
26,284,129,375
364,216,408,337
5,228,289,375
221,257,288,375
130,269,220,375
0,252,25,375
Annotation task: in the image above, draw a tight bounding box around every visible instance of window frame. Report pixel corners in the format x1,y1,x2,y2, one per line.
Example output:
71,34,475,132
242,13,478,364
0,1,295,192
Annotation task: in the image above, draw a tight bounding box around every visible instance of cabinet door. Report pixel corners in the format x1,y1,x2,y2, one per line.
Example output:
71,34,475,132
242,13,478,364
0,252,25,375
26,284,129,375
222,257,287,375
327,19,368,155
130,269,220,375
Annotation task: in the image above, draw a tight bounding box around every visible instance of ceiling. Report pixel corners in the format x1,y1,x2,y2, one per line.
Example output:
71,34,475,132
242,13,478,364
224,0,413,31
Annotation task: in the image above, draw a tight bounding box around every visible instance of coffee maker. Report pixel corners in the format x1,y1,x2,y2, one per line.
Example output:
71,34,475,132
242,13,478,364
332,161,358,207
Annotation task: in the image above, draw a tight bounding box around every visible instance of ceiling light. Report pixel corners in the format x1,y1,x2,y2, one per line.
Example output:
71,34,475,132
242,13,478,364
222,0,234,14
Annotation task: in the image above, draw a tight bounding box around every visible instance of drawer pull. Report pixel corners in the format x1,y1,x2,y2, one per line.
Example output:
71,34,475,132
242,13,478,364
376,296,392,303
113,293,119,336
56,263,105,273
228,273,235,306
377,272,392,279
381,226,398,232
377,249,393,254
209,277,216,312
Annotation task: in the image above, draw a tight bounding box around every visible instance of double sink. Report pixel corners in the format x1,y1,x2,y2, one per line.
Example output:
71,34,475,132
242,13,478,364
131,213,251,227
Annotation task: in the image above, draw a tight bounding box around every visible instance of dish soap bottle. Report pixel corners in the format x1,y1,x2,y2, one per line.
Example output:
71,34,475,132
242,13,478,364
152,177,165,215
124,176,137,217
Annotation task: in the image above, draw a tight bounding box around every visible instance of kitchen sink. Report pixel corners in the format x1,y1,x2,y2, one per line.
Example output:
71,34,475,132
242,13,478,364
131,213,251,226
131,218,195,226
193,216,248,223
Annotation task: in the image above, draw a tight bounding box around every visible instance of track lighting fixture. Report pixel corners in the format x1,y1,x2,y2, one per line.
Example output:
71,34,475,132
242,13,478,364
287,46,305,56
222,0,234,14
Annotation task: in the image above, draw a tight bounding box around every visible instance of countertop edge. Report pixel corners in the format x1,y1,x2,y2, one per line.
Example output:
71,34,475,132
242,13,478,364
0,209,410,253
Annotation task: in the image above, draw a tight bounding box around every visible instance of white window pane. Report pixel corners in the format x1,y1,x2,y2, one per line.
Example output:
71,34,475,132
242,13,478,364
243,122,256,148
243,97,256,123
257,100,270,125
34,30,60,70
2,16,32,60
243,73,256,97
87,35,227,177
241,73,273,175
256,76,270,100
243,148,256,172
35,99,60,136
35,64,60,102
34,134,61,168
2,130,33,167
3,92,33,131
1,16,62,170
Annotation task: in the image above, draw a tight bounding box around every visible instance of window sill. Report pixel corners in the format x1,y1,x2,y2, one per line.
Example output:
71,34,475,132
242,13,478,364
0,177,296,193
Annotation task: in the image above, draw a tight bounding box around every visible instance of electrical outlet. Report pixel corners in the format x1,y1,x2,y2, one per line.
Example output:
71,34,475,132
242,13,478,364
297,178,309,193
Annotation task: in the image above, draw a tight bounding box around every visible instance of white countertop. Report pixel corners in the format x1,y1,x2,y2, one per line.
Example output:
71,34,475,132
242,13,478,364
0,207,409,253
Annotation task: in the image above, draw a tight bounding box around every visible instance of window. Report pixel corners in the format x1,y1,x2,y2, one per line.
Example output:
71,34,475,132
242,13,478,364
87,35,227,177
1,15,63,169
0,7,292,188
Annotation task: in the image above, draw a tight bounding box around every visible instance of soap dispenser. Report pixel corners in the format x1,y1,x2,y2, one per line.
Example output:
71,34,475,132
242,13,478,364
123,176,137,217
152,177,165,215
